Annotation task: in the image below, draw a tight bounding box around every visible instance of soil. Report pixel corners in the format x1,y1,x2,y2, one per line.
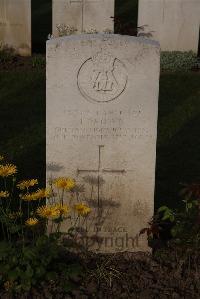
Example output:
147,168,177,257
1,249,200,299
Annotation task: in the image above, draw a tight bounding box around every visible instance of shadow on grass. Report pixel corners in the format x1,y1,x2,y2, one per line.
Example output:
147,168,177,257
0,69,45,183
155,72,200,209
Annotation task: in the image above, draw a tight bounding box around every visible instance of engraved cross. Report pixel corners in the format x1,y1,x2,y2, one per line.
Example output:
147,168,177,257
70,0,99,32
77,145,126,206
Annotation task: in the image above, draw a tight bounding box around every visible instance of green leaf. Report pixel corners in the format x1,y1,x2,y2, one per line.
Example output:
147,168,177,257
11,256,18,264
68,264,82,276
0,241,12,259
35,266,46,278
9,224,21,234
0,264,10,273
171,228,177,237
169,215,175,222
24,264,34,278
62,281,75,292
162,214,171,221
7,270,19,281
0,241,11,254
158,206,169,212
23,248,36,260
36,235,49,247
21,281,31,292
187,202,193,209
45,271,57,281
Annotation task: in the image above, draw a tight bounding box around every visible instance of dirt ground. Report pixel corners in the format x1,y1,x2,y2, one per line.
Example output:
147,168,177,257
1,249,200,299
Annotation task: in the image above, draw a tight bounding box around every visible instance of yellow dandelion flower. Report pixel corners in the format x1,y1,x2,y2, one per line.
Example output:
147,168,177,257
25,217,39,226
0,155,4,161
0,164,17,177
53,177,75,190
17,179,38,190
55,204,70,216
74,203,91,217
0,191,9,198
20,189,51,201
20,193,38,202
37,205,60,219
34,188,51,199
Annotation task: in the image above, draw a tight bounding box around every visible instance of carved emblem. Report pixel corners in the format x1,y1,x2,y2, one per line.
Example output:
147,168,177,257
77,50,128,103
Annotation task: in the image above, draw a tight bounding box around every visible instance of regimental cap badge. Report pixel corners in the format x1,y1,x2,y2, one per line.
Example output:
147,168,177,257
91,50,115,73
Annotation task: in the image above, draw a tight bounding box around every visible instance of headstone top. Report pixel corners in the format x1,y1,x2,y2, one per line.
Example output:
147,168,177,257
47,33,160,47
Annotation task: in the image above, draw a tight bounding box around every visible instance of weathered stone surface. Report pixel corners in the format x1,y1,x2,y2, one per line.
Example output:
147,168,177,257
52,0,114,36
138,0,200,52
46,34,160,253
0,0,31,56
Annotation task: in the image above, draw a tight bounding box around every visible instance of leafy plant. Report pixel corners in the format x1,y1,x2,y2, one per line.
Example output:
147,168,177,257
0,235,58,292
141,182,200,250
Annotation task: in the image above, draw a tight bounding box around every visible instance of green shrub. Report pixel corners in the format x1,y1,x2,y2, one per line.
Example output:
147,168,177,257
141,182,200,250
0,235,60,292
161,51,198,72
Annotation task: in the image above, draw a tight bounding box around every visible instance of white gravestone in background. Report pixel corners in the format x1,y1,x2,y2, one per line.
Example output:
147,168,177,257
46,34,160,253
138,0,200,53
0,0,31,56
52,0,114,36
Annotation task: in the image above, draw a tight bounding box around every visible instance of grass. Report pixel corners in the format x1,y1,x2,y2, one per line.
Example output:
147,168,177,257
0,63,200,209
156,72,200,208
0,68,45,183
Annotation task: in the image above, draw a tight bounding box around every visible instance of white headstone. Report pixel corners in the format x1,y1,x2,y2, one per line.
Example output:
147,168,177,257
138,0,200,53
52,0,114,36
46,34,160,253
0,0,31,56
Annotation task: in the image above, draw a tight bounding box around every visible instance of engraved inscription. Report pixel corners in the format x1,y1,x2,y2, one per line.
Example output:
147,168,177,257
54,127,151,141
52,108,151,141
77,50,128,103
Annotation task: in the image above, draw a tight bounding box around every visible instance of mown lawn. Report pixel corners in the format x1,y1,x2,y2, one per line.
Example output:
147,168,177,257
156,72,200,208
0,68,45,183
0,63,200,208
